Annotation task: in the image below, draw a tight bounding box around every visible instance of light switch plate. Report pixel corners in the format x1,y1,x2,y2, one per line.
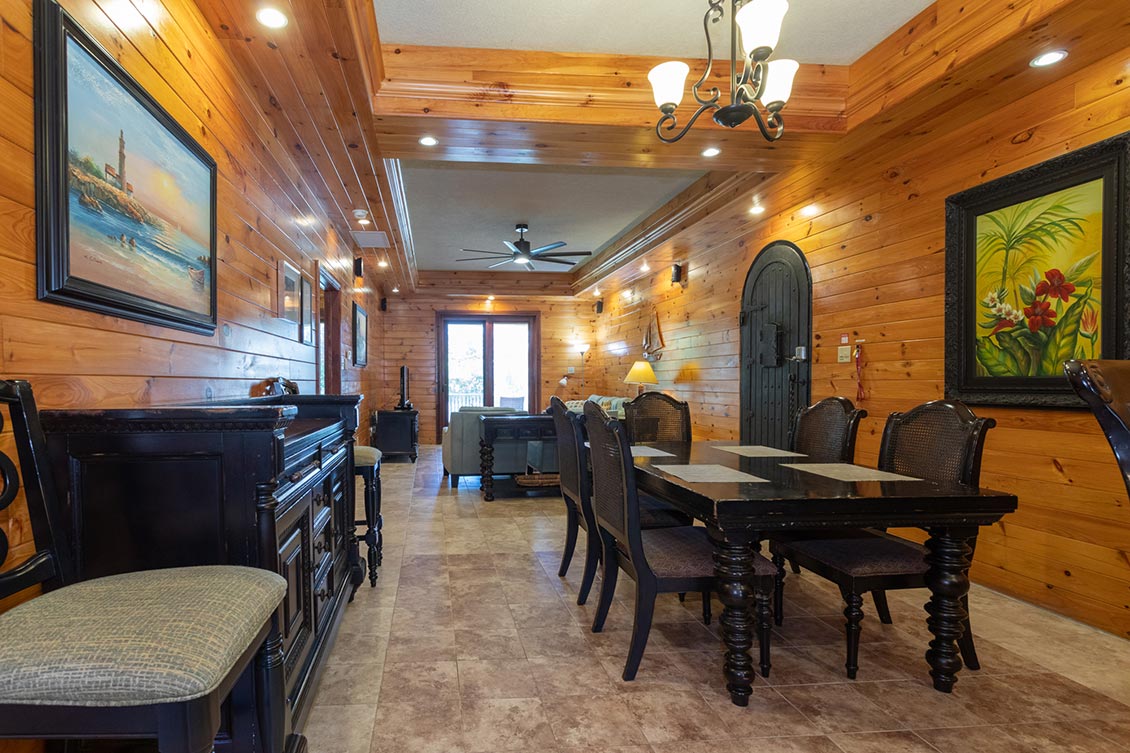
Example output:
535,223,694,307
837,345,852,363
567,366,576,374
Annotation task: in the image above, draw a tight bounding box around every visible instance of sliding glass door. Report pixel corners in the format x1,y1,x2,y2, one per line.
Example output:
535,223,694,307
438,314,538,435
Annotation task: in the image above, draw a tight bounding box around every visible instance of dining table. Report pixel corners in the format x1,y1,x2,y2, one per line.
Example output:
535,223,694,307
631,441,1018,707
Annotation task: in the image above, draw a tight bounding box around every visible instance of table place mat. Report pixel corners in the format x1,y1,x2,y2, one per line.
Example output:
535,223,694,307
714,445,806,458
630,446,676,457
654,464,768,484
781,463,920,482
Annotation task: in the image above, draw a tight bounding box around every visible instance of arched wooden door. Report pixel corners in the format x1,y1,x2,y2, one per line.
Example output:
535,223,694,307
740,240,812,447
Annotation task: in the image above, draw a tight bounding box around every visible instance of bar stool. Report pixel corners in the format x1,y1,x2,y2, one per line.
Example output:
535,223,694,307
354,445,383,587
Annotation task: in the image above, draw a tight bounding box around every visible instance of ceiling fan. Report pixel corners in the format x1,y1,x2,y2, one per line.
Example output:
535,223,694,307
456,223,591,271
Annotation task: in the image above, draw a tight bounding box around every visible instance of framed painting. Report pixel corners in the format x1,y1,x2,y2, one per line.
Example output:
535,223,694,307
353,303,368,367
278,260,301,332
301,275,315,346
945,132,1130,407
35,0,217,335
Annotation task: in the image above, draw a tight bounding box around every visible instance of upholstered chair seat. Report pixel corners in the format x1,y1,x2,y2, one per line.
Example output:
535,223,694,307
642,526,776,580
783,531,928,578
0,566,285,707
354,445,382,467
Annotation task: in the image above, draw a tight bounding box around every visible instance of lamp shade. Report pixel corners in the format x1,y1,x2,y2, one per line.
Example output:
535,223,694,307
648,61,690,108
735,0,789,57
624,360,659,385
761,59,799,106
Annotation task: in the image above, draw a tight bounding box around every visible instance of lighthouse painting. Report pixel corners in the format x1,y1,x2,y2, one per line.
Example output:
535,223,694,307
36,0,217,335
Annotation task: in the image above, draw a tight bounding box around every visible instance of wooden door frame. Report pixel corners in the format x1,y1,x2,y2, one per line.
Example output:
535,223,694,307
318,265,342,395
435,311,542,439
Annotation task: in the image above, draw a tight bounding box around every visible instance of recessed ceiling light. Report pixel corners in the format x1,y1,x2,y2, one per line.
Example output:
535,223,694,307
357,218,371,226
377,259,389,268
701,147,721,158
255,7,288,29
800,203,820,217
391,285,400,293
592,288,601,297
487,295,495,301
640,262,650,272
622,289,632,300
418,135,439,147
749,204,766,215
295,216,316,227
1030,50,1068,68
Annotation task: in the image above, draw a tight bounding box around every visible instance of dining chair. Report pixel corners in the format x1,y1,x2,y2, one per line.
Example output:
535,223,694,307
0,380,291,753
772,396,868,612
623,391,692,443
549,397,690,606
770,400,995,679
1065,360,1130,497
584,401,776,680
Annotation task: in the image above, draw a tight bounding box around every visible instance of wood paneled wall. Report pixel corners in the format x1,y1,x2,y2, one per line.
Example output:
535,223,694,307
382,295,596,445
587,48,1130,638
0,0,385,661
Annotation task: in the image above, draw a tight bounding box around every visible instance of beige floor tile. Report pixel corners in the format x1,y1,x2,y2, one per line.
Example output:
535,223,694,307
541,693,649,748
527,655,620,697
305,704,377,753
460,697,556,752
775,683,909,734
622,689,731,744
454,628,527,660
830,730,940,753
457,659,539,700
704,687,820,738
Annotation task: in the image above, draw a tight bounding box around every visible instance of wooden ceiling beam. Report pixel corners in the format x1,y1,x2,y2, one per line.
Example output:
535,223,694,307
413,270,575,297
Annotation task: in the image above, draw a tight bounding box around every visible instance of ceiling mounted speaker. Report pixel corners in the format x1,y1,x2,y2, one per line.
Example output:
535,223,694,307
379,298,388,312
671,263,683,284
353,257,364,277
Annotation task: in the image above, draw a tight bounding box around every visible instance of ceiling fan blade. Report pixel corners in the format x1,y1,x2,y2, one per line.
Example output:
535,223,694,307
533,258,575,266
525,262,536,272
460,248,512,256
530,241,567,254
487,258,515,269
533,251,592,258
456,256,510,262
503,241,522,255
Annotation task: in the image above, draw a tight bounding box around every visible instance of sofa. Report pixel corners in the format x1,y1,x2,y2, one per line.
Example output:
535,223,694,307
441,406,559,484
563,394,634,419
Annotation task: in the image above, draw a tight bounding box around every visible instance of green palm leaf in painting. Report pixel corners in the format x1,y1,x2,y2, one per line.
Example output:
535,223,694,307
1039,286,1091,375
975,194,1087,308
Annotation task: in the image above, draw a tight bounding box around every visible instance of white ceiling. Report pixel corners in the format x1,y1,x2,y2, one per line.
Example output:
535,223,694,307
401,162,702,272
374,0,935,65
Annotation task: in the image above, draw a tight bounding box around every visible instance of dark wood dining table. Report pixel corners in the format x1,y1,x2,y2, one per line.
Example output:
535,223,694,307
632,441,1018,707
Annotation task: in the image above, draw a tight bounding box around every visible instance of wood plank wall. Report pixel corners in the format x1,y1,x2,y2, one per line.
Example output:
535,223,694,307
587,48,1130,638
382,295,597,445
0,0,385,684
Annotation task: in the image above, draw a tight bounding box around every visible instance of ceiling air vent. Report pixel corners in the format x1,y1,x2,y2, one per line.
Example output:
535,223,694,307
351,230,390,249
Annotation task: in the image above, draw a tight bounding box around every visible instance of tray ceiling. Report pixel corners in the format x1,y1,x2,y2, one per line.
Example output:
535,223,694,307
374,0,935,65
401,162,702,272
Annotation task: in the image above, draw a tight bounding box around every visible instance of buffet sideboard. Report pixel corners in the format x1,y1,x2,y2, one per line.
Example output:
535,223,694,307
40,394,364,753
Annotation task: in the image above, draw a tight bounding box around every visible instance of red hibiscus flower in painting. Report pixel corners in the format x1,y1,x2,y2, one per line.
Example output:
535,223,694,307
1034,268,1076,302
1023,300,1057,331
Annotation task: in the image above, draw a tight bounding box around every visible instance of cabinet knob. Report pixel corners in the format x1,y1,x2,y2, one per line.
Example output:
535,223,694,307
315,588,329,601
314,540,326,555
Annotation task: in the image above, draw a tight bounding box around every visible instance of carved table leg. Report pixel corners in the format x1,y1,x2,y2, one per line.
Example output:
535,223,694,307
480,438,495,501
362,463,383,587
924,526,976,692
711,530,762,706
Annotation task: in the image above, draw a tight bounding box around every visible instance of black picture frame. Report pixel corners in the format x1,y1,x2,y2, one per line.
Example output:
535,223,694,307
944,132,1130,407
34,0,218,336
353,303,368,367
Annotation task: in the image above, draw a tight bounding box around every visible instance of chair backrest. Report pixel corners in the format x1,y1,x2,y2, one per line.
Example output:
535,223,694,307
623,392,692,443
1065,360,1130,499
791,397,868,463
550,396,586,505
877,400,995,486
0,381,69,601
583,401,641,555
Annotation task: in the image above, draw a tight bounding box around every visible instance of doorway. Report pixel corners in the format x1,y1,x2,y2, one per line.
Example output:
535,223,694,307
740,240,812,448
318,268,342,395
436,313,540,437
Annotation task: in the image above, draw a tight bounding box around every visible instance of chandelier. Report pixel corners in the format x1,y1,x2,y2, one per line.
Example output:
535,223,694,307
648,0,798,144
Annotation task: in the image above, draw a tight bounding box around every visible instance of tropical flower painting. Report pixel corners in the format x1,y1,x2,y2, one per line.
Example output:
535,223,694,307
973,178,1104,378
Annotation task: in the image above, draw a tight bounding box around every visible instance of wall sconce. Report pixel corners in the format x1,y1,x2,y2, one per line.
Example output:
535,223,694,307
595,300,604,314
558,376,569,387
671,264,684,284
353,257,364,277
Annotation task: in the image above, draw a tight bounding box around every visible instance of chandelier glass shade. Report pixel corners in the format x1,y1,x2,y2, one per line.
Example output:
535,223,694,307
648,0,797,144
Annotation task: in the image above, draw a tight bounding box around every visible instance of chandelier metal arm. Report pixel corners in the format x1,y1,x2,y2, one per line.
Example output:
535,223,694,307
749,107,785,141
690,0,725,108
655,102,719,144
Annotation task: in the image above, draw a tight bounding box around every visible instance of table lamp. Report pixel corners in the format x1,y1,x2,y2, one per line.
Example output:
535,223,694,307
624,360,658,395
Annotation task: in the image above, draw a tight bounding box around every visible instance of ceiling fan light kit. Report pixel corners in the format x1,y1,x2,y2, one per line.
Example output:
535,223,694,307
649,0,797,144
456,222,592,271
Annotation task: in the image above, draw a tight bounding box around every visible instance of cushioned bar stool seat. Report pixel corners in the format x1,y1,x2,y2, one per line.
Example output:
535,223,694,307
0,566,285,707
354,445,383,590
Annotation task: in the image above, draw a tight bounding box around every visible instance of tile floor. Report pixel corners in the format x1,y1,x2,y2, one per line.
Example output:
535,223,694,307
307,446,1130,753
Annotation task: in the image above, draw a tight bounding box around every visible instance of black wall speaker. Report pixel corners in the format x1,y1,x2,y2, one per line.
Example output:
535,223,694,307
671,263,683,284
595,300,604,314
379,297,388,312
353,257,364,277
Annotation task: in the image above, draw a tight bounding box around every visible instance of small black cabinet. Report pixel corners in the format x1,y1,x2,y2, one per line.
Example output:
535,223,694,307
372,409,418,461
